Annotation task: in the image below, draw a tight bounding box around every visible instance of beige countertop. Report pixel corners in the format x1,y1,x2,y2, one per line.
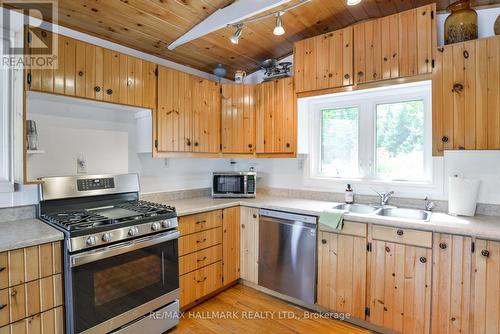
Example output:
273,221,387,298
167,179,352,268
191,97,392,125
165,195,500,241
0,218,64,252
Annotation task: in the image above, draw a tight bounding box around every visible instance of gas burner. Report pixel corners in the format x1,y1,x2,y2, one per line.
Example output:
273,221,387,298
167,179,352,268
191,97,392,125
116,200,175,216
41,211,112,231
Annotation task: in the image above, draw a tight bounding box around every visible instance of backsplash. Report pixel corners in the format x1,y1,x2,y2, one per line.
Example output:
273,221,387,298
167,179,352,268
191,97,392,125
0,205,36,223
140,188,211,202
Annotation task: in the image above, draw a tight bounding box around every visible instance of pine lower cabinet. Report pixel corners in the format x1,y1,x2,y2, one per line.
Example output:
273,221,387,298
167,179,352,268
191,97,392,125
178,208,241,308
368,225,432,334
0,242,64,334
432,35,500,155
239,207,259,284
317,221,367,319
431,233,473,333
255,78,296,154
222,207,240,286
471,238,500,333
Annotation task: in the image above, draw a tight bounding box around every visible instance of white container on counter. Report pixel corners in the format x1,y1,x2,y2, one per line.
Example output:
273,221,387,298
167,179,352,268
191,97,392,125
448,176,480,216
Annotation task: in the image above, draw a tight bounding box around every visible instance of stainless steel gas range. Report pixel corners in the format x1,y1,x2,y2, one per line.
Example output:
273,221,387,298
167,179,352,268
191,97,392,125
38,173,180,334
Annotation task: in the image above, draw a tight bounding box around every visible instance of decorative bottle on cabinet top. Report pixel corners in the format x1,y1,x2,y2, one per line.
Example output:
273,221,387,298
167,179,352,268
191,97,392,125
444,0,478,45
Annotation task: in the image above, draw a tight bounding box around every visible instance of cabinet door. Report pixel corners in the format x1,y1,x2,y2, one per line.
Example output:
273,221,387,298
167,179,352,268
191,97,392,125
221,84,256,153
317,231,367,319
380,14,399,80
192,78,221,153
157,66,192,152
102,49,121,103
354,19,382,83
222,207,240,285
368,240,432,334
432,36,500,156
142,61,157,110
472,238,500,333
240,207,259,284
256,78,296,153
432,234,472,334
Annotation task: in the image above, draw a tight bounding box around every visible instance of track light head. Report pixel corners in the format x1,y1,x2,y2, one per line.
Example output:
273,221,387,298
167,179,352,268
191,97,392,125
273,12,285,36
230,25,243,44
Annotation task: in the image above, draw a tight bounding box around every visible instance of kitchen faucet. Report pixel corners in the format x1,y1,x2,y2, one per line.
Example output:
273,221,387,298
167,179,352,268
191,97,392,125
372,189,395,206
424,196,435,211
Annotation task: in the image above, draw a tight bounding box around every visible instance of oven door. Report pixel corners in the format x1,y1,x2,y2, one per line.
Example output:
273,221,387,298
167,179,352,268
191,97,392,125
212,174,245,197
69,230,179,334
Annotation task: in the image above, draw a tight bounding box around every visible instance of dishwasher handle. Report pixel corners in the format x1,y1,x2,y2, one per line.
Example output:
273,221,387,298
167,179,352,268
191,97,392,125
260,213,317,231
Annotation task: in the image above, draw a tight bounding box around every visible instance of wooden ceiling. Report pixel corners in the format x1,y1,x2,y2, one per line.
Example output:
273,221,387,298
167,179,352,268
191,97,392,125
6,0,499,78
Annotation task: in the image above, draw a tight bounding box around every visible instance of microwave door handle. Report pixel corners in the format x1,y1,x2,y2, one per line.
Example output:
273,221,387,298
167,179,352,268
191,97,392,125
70,230,179,268
243,176,247,194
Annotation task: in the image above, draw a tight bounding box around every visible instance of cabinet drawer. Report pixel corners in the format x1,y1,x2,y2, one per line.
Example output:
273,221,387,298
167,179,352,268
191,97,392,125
178,210,222,236
319,220,367,237
178,227,222,256
179,261,222,307
179,245,222,275
372,225,432,248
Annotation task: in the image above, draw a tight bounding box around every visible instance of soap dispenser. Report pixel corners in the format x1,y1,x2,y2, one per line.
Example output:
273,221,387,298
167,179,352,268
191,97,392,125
345,184,354,204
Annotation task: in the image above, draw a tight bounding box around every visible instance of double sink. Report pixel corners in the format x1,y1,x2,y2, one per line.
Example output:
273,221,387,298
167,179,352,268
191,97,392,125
333,203,431,221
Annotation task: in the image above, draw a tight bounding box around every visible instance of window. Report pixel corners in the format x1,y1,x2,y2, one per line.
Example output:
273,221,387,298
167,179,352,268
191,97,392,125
309,81,432,184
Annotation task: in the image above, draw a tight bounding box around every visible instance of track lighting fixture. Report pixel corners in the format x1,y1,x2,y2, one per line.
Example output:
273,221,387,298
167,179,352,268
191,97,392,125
347,0,362,6
273,12,285,36
230,25,243,44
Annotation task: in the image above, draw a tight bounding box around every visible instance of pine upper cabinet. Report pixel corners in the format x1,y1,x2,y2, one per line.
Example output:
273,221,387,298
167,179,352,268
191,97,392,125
256,77,296,154
221,84,256,154
317,222,367,319
191,78,221,153
471,238,500,333
432,35,500,156
157,66,193,152
240,207,259,284
431,234,473,334
354,4,435,84
222,207,240,286
294,26,353,93
368,226,432,334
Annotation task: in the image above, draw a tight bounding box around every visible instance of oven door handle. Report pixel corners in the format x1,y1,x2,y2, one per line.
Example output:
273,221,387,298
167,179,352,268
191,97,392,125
70,230,179,268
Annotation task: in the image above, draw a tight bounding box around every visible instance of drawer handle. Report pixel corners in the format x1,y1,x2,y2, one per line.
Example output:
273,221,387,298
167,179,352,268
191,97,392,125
196,238,207,244
439,242,447,250
197,256,207,262
196,277,207,283
196,220,206,225
396,229,404,236
420,256,427,263
0,266,5,272
481,249,490,258
0,304,6,310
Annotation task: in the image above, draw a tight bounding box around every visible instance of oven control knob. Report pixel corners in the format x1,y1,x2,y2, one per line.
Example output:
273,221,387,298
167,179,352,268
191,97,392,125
128,227,139,237
101,233,112,243
86,235,97,246
162,220,171,228
151,222,161,231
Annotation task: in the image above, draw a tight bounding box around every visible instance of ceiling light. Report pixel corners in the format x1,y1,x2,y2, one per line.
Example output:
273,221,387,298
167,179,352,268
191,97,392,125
230,25,243,44
273,12,285,36
347,0,362,5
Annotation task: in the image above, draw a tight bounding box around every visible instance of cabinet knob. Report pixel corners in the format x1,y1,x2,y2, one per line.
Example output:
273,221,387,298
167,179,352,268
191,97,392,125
94,86,101,92
78,71,84,77
396,229,404,236
373,72,377,79
357,71,364,77
321,239,327,244
481,249,490,257
186,139,191,146
127,79,133,87
383,57,388,62
452,83,464,93
463,50,469,59
439,242,447,250
194,142,199,147
286,143,290,148
248,144,253,148
106,89,113,95
344,74,350,80
420,256,427,264
253,214,257,219
441,136,449,143
241,224,245,229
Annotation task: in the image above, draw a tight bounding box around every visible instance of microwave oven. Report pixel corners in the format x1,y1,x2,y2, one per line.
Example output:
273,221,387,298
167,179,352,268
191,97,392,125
212,172,256,198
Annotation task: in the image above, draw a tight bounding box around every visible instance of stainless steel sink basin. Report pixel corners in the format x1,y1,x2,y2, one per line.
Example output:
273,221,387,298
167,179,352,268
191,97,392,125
375,208,431,221
333,203,378,214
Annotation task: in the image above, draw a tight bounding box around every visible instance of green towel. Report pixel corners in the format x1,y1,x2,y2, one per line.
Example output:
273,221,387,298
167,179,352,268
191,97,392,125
319,209,345,230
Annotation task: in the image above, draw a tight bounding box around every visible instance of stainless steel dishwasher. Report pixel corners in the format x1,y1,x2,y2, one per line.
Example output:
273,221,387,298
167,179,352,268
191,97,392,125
258,209,317,305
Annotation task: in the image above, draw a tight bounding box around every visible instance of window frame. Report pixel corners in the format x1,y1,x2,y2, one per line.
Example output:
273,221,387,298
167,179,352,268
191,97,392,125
308,81,433,186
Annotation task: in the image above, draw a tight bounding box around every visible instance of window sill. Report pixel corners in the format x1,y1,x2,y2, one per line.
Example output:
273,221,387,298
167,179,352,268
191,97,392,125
309,175,435,189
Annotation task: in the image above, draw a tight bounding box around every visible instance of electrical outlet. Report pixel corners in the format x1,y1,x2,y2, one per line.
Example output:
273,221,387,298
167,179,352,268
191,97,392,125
77,153,87,174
